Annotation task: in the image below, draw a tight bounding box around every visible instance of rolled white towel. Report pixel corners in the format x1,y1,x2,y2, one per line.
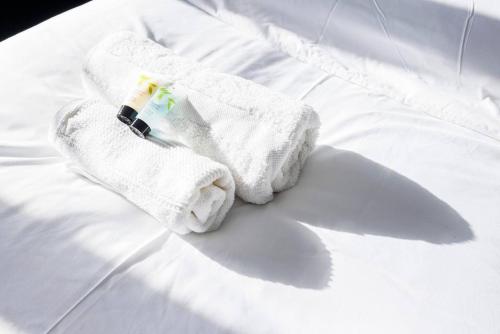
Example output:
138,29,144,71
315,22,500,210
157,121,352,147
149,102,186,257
83,31,320,204
49,99,235,234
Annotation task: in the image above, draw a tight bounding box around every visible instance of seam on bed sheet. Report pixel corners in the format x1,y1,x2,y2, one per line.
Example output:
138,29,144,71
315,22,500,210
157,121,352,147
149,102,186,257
44,229,170,334
182,1,500,144
299,74,333,100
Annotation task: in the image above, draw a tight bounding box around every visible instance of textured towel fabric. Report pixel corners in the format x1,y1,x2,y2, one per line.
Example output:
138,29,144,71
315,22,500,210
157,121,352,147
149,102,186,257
83,31,320,204
49,99,235,234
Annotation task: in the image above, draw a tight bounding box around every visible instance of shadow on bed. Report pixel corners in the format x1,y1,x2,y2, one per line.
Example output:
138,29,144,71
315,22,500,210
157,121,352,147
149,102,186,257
181,145,474,291
0,202,229,333
277,145,474,244
183,204,333,290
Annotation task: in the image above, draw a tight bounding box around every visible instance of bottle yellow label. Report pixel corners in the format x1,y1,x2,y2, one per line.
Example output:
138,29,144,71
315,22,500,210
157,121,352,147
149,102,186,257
123,74,159,111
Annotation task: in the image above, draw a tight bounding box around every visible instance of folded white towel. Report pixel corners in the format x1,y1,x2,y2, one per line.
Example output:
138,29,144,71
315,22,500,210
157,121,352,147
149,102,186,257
83,32,320,204
49,99,235,234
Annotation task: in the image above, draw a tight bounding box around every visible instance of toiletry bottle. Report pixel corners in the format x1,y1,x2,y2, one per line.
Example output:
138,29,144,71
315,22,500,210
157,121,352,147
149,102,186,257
117,74,159,125
130,85,185,138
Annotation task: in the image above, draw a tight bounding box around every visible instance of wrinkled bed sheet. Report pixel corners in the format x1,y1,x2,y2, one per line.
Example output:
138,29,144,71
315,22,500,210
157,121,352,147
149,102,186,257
0,0,499,333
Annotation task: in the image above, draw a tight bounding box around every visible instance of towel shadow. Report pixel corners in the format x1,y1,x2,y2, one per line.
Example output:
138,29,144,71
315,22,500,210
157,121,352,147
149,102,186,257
183,204,332,290
179,144,473,290
276,145,474,244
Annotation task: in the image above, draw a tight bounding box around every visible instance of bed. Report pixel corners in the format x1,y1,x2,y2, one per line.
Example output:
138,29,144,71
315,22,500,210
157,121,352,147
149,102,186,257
1,0,499,333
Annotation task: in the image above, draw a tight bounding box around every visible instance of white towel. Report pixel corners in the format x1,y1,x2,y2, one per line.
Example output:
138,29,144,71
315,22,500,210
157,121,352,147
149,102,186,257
49,99,235,234
83,31,320,204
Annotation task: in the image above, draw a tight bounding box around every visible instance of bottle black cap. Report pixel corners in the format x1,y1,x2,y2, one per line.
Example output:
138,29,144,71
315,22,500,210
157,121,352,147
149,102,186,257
117,105,138,125
130,118,151,139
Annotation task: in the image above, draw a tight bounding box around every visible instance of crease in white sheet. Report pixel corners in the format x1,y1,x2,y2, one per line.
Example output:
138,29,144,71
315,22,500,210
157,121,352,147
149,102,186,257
456,0,475,82
315,0,340,44
370,0,411,74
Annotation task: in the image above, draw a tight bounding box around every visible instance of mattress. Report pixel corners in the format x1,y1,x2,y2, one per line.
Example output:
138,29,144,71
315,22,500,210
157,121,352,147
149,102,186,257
0,0,499,333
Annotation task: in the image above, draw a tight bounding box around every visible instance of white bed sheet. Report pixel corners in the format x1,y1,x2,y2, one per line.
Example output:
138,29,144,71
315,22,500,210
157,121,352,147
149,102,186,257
188,0,500,93
0,0,499,333
188,0,500,142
